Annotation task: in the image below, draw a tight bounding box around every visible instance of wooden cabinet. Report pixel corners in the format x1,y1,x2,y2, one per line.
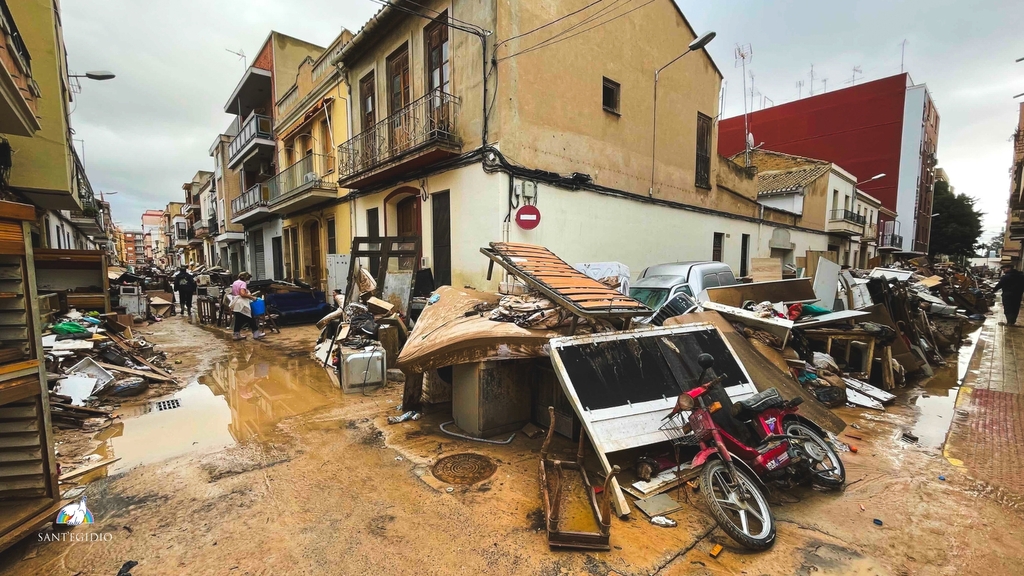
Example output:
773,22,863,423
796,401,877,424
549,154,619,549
0,201,61,552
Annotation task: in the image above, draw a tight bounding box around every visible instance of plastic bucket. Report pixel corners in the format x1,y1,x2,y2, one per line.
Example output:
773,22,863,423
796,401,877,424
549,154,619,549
250,298,266,316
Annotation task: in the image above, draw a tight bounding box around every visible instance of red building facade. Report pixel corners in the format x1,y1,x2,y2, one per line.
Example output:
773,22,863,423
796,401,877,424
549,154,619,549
719,73,938,254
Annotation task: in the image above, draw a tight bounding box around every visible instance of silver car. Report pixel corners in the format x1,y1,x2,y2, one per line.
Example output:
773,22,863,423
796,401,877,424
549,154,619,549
630,261,738,312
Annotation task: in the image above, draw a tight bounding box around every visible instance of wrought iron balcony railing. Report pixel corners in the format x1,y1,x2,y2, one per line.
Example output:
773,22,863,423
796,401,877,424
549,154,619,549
268,153,336,203
231,182,270,216
337,88,460,180
879,233,903,248
208,217,220,236
829,209,867,225
228,114,273,161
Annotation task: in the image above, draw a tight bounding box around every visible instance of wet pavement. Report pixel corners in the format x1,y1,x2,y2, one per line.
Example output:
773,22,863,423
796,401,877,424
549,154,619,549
2,315,1023,575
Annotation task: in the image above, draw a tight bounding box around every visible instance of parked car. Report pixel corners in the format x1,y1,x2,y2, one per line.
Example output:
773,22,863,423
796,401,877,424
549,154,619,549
629,261,738,313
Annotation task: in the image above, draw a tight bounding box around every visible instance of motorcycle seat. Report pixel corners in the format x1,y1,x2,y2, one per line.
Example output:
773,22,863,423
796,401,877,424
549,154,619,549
733,388,785,419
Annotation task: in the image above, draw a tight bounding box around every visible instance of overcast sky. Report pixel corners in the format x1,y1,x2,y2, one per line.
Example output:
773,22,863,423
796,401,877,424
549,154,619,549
64,0,1021,240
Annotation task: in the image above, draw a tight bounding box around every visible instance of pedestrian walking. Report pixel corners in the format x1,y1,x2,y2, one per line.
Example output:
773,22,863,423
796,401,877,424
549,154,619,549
992,264,1024,326
230,272,265,340
173,266,197,317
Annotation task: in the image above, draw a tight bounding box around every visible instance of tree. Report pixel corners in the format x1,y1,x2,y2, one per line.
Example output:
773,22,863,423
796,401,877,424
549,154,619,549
929,180,983,261
984,229,1005,256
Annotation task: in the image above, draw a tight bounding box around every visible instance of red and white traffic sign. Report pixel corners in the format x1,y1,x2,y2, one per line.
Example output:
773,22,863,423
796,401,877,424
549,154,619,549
515,205,541,230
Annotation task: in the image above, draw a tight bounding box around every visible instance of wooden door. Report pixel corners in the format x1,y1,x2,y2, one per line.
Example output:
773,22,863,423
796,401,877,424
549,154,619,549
305,221,321,286
359,73,376,166
425,15,450,129
387,46,411,152
396,196,420,237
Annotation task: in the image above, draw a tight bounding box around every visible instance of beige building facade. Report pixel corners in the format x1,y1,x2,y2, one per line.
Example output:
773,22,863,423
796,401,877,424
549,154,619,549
333,0,831,289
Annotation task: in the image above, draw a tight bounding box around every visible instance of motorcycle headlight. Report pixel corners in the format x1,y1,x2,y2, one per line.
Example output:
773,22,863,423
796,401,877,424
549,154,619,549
676,393,694,411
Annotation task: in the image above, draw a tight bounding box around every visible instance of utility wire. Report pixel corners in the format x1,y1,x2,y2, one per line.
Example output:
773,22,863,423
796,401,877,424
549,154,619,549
366,0,488,36
498,0,654,62
494,0,612,50
516,0,629,56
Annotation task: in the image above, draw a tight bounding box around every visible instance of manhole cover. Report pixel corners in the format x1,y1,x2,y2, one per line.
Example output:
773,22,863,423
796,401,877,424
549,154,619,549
432,453,497,485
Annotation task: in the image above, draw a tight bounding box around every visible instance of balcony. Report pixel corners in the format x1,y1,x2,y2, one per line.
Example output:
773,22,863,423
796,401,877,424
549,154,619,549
827,209,867,237
268,153,338,214
337,88,461,189
862,224,878,242
231,182,271,225
70,210,103,236
1009,209,1024,240
879,233,903,251
227,114,275,171
187,226,202,245
0,2,40,136
208,217,220,237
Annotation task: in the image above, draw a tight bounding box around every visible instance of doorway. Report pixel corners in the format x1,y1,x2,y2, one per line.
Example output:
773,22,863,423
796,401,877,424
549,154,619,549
303,220,322,287
396,195,421,237
432,191,451,286
272,237,283,280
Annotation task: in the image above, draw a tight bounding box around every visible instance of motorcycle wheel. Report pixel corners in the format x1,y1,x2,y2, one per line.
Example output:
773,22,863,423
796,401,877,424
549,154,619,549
700,459,776,550
785,421,846,489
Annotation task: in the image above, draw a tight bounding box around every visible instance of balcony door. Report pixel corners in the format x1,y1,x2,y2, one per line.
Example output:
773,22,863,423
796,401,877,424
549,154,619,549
425,14,450,131
387,45,411,153
359,73,377,167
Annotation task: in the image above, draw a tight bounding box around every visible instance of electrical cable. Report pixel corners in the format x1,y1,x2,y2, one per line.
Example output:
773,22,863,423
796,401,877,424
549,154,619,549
498,0,655,62
366,0,487,36
494,0,611,50
500,0,629,61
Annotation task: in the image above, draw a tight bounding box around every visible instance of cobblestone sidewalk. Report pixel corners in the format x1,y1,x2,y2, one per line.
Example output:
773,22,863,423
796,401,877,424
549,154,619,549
945,311,1024,495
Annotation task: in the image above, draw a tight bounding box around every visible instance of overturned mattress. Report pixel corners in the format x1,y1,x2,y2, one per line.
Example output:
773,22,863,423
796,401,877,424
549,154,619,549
397,286,568,373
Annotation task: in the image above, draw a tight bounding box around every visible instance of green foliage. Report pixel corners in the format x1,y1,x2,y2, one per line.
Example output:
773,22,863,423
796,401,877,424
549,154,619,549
929,180,983,259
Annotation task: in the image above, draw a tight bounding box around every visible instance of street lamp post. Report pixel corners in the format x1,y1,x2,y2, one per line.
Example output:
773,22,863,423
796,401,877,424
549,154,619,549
649,31,716,196
856,173,886,186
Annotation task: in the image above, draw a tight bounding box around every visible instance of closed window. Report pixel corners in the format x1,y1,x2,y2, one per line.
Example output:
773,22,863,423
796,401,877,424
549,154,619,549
696,112,712,189
602,77,620,114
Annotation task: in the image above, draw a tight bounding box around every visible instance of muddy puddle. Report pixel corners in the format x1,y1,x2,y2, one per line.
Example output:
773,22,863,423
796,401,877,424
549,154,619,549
907,325,983,450
89,354,343,475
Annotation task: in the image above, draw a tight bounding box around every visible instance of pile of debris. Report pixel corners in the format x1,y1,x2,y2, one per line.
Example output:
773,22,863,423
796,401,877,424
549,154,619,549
44,308,177,431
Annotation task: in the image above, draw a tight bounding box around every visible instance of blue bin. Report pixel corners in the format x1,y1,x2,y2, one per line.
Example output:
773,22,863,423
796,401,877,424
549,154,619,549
250,298,266,316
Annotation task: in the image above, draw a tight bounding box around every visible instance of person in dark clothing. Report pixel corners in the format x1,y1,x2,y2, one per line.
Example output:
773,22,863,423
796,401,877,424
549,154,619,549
173,266,197,317
993,264,1024,326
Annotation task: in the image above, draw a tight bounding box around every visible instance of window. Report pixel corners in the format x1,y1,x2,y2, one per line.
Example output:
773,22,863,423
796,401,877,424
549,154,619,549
712,232,724,262
602,77,620,114
44,218,51,248
359,73,376,132
696,113,712,189
425,14,450,94
326,218,337,255
176,222,187,239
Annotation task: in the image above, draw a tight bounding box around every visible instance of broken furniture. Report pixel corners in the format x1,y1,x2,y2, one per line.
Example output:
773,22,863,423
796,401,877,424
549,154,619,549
33,249,111,314
345,236,422,310
540,407,618,550
481,242,653,330
801,328,879,380
548,322,760,516
452,360,533,438
0,201,63,554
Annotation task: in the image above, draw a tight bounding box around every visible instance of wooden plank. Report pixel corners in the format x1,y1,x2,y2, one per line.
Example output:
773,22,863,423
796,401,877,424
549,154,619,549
57,457,120,481
0,201,37,222
105,333,175,380
750,258,783,282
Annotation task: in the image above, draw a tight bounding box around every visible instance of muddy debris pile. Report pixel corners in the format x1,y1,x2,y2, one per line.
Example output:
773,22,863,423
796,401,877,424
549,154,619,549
45,308,178,433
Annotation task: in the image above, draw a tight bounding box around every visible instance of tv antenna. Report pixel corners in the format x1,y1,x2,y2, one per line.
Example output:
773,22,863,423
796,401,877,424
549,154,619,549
734,44,753,166
225,48,247,70
821,77,828,93
849,65,862,86
795,80,804,99
808,64,816,96
899,39,908,73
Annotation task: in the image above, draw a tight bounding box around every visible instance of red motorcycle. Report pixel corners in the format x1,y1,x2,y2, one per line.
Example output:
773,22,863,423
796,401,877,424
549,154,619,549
662,353,845,550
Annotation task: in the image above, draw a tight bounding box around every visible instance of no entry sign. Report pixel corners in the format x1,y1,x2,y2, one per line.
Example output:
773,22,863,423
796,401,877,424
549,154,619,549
515,205,541,230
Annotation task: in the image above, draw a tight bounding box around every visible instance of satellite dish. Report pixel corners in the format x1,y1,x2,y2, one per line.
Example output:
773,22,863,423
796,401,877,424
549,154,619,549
746,132,755,149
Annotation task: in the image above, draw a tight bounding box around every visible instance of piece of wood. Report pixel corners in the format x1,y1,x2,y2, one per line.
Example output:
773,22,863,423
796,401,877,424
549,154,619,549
57,458,120,481
919,275,943,288
50,403,112,416
880,346,895,390
92,361,173,382
749,258,783,282
366,296,394,315
105,332,174,380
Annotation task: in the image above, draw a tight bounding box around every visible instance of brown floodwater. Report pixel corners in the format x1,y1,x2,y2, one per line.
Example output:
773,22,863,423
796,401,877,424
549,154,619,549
908,325,983,450
90,354,344,474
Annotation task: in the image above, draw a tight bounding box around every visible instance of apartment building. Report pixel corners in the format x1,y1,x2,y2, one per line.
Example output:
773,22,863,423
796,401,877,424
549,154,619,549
272,29,354,289
1,0,106,251
1004,103,1024,268
210,123,244,272
331,0,829,288
720,73,940,255
181,171,213,265
739,150,885,268
222,31,324,280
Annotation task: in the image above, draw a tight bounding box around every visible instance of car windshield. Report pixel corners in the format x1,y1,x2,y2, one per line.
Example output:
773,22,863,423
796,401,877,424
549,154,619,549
629,287,670,310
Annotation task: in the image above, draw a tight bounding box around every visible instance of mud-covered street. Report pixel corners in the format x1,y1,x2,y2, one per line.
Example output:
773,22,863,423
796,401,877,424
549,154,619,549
0,311,1020,576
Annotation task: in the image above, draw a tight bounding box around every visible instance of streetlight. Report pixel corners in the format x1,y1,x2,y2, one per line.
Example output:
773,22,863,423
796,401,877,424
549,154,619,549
649,31,717,196
70,71,116,81
856,173,886,185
